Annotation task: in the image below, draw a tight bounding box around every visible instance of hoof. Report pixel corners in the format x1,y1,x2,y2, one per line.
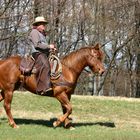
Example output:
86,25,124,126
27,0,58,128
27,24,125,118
53,121,58,128
53,120,61,128
15,125,19,129
10,123,19,129
65,122,72,128
70,126,75,130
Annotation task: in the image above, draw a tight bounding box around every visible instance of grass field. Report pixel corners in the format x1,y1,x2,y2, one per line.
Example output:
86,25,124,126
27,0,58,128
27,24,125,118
0,91,140,140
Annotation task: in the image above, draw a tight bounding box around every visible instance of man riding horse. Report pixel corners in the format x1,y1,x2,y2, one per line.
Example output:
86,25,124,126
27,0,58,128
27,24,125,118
0,43,105,128
29,16,56,95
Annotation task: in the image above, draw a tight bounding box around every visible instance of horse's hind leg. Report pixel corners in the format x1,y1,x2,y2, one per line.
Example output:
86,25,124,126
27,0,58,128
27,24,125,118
53,92,72,128
3,90,18,128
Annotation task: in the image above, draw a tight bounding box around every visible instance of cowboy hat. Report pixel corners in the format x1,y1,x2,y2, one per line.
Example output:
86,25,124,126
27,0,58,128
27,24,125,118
32,16,48,25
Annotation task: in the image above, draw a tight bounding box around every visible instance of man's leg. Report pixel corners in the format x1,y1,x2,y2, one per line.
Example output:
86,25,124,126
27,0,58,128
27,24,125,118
35,53,52,94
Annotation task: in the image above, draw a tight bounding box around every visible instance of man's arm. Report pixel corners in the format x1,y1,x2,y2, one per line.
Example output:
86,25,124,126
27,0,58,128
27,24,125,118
29,29,50,51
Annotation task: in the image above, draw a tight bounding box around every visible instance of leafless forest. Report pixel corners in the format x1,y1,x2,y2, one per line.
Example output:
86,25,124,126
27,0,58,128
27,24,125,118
0,0,140,97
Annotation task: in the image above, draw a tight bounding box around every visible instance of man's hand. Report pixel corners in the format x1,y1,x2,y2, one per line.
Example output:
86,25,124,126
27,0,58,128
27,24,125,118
49,44,57,55
49,44,57,51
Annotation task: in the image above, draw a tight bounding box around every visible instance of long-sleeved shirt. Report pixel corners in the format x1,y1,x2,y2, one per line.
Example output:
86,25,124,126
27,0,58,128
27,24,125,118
29,29,50,53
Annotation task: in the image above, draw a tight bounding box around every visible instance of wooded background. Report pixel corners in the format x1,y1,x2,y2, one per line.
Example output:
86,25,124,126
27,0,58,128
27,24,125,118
0,0,140,97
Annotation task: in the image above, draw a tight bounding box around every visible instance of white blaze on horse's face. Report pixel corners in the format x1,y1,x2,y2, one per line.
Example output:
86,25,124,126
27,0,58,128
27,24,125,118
88,45,105,75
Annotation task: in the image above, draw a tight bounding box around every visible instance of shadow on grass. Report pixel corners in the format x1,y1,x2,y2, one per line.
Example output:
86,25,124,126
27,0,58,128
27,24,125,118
14,118,57,127
73,122,115,128
14,118,115,128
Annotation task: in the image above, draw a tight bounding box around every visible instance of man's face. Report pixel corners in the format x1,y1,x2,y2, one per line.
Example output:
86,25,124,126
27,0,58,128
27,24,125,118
36,23,46,32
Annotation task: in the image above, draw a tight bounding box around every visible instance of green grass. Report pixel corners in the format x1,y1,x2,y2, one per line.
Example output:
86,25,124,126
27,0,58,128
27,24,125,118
0,91,140,140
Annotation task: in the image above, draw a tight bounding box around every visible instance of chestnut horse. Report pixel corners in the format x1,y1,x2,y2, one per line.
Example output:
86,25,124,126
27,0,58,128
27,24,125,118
0,44,105,128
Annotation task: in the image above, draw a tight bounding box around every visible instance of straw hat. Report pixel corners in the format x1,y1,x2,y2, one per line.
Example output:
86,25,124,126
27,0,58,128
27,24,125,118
32,16,48,26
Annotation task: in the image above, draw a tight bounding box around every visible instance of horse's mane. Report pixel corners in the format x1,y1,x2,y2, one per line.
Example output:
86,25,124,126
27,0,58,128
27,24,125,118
61,45,104,68
61,47,91,68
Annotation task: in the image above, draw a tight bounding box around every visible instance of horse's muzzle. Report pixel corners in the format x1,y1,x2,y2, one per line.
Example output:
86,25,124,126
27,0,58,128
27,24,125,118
99,69,105,76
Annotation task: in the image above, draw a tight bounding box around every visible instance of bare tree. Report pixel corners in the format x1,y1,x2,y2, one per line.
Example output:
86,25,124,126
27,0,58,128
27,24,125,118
0,0,140,97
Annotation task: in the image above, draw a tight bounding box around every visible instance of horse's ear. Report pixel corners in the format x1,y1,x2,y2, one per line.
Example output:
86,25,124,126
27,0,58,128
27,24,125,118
91,43,100,57
94,43,100,50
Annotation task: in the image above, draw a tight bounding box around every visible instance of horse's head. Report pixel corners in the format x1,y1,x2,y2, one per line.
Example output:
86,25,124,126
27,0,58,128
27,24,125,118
87,44,105,75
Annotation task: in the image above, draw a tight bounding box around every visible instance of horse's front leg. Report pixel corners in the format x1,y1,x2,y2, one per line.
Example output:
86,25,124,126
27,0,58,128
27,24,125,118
53,92,72,128
4,90,18,128
61,94,73,128
62,106,73,128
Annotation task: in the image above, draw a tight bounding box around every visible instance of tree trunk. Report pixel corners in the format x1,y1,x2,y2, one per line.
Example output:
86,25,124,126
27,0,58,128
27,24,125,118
34,0,41,17
135,1,140,97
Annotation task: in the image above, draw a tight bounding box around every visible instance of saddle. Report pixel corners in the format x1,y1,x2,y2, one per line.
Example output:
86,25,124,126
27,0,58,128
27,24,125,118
20,55,35,75
19,54,62,79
